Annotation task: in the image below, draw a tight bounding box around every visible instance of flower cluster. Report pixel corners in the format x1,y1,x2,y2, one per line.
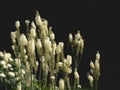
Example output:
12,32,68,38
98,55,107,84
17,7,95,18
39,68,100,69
87,51,101,90
0,11,101,90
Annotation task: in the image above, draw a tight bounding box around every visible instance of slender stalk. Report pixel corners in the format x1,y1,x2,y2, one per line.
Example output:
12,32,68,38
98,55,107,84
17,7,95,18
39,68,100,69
39,57,42,88
66,76,71,90
5,83,7,90
73,78,76,90
94,79,98,90
30,65,33,90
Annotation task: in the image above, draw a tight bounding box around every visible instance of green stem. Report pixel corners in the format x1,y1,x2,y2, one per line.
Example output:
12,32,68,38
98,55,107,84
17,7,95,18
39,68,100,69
30,68,33,90
73,78,76,90
66,76,71,90
5,83,7,90
95,79,98,90
79,53,83,64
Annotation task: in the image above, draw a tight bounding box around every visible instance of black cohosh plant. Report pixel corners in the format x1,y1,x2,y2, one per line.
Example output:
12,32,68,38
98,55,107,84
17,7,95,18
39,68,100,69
0,11,101,90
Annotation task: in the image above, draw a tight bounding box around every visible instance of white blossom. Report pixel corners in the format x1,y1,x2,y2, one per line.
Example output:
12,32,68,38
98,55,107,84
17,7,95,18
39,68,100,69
15,20,20,29
3,52,11,62
28,39,35,55
24,55,28,61
21,69,25,76
10,68,14,71
8,72,15,77
11,31,17,43
25,20,30,26
50,32,55,41
12,45,15,51
0,60,6,66
78,38,84,46
77,85,82,88
35,11,42,26
96,51,100,60
15,58,21,67
0,51,3,57
15,76,20,81
67,67,72,74
69,33,73,42
36,61,39,66
19,34,28,46
95,59,100,72
42,20,48,35
56,44,61,54
56,62,63,68
90,61,95,69
0,73,6,78
53,42,56,50
44,37,52,52
74,68,79,79
76,33,81,40
24,48,26,54
59,42,64,49
66,55,72,66
87,74,94,87
51,75,55,80
31,21,36,29
36,39,42,49
53,42,56,55
7,63,12,68
59,79,64,90
17,82,21,90
41,56,45,62
3,65,7,69
30,28,36,38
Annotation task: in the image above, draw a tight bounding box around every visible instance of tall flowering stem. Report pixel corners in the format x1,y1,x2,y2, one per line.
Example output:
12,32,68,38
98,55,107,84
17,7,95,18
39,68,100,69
88,51,101,90
69,31,84,89
0,10,103,90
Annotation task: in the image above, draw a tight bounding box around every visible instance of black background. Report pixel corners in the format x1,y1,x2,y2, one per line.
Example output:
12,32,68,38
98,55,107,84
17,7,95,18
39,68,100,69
0,0,119,89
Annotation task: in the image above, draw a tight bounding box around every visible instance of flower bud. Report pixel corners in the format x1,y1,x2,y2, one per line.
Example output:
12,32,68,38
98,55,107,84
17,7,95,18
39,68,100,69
51,75,55,80
8,72,15,77
19,34,28,46
7,64,12,68
25,20,30,26
74,68,79,79
95,59,100,72
90,61,95,69
28,39,35,55
87,74,94,87
56,44,61,54
50,32,55,41
36,39,42,49
15,20,20,29
0,51,3,57
0,73,6,78
66,55,72,66
11,31,17,43
0,61,6,66
59,79,64,90
69,33,73,42
96,51,100,60
35,11,42,26
59,42,64,49
30,28,36,39
31,21,36,29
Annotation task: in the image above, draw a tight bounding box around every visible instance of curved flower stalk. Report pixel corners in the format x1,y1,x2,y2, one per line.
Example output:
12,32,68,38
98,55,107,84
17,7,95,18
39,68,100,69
87,51,101,90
